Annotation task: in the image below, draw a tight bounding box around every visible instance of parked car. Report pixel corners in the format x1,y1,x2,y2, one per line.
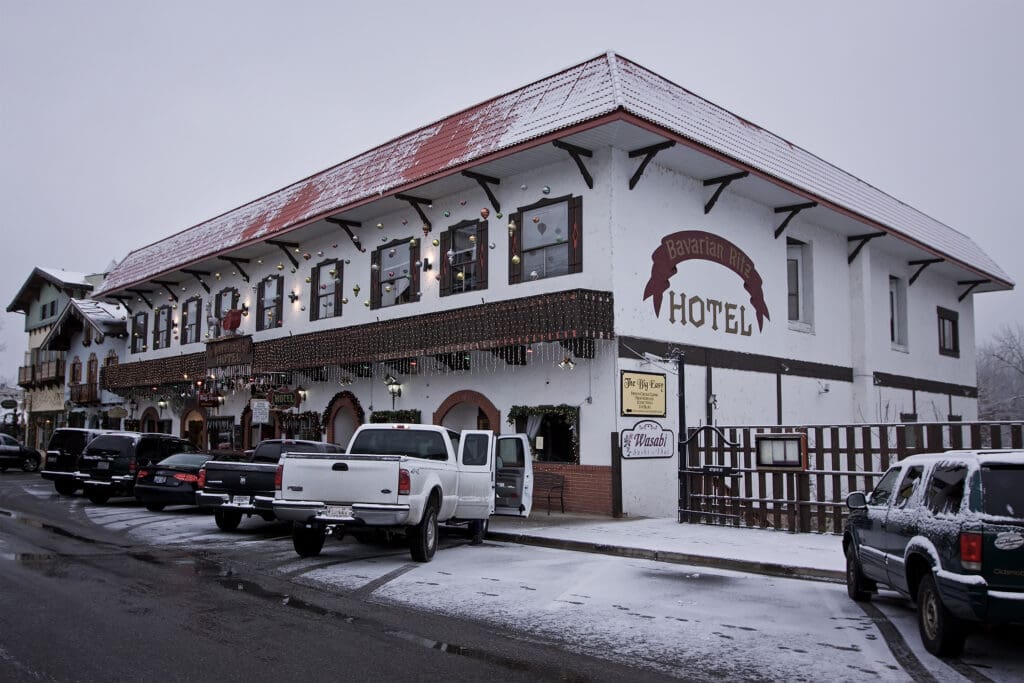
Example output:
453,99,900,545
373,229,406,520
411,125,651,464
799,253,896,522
843,449,1024,657
0,433,41,472
134,452,215,511
40,427,117,494
75,432,195,504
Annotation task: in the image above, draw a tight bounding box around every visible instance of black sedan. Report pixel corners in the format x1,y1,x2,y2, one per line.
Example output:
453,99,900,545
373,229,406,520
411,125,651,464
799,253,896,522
134,452,214,511
0,433,41,472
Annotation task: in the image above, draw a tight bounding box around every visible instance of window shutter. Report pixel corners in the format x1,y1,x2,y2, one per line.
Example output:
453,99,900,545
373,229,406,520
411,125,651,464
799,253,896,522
334,261,344,316
439,231,452,297
509,210,523,284
273,277,283,326
256,280,266,331
476,221,488,290
370,249,382,309
310,263,320,322
568,196,583,274
410,241,420,300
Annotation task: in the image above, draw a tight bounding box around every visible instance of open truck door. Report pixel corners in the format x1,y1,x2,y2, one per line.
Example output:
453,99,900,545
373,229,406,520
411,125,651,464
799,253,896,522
454,430,495,521
494,434,532,517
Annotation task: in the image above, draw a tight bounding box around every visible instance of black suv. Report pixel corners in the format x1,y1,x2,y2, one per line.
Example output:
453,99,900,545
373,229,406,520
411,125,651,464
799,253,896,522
41,427,117,495
76,432,195,504
844,450,1024,656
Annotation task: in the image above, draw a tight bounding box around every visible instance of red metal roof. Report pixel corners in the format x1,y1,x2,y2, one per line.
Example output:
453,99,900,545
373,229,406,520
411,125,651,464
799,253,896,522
95,53,1011,296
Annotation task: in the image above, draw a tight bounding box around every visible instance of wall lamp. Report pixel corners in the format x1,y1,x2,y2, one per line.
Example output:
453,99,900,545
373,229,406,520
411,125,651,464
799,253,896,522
384,374,403,408
422,257,432,272
157,398,168,415
557,356,576,371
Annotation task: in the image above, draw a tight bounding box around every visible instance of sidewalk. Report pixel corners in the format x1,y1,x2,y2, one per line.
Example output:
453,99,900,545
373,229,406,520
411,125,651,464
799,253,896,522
487,512,846,583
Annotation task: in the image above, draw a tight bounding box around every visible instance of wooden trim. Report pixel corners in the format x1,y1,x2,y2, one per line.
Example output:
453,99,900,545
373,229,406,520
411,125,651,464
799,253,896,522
873,371,976,398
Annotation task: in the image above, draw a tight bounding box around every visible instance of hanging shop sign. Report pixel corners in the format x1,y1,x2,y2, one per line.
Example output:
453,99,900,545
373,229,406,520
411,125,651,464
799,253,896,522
620,420,674,459
197,391,223,408
250,399,270,425
1,399,18,409
643,230,770,334
107,406,128,419
268,389,300,409
205,334,253,369
620,371,666,417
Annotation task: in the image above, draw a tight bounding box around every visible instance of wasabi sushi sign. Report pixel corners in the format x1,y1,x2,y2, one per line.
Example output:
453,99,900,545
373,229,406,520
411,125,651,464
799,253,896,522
620,420,674,459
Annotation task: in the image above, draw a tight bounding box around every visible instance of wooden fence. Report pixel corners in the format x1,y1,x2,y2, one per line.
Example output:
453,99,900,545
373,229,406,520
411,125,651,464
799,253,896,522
679,421,1024,534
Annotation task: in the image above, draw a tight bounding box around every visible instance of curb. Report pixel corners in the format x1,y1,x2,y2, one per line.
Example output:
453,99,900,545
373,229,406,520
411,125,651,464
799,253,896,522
487,531,845,584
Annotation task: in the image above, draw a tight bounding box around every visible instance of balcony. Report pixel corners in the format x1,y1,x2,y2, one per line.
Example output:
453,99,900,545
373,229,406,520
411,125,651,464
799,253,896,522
70,383,100,405
17,360,65,388
17,366,33,387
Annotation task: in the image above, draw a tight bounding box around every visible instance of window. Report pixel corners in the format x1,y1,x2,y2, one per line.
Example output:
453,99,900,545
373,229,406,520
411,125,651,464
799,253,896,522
83,327,92,347
152,306,172,350
131,312,148,353
937,307,959,357
889,276,908,349
86,354,98,386
869,467,901,506
440,220,488,296
310,260,343,321
755,433,807,469
893,466,924,509
256,276,283,331
511,406,579,463
70,357,82,384
213,288,239,338
181,297,202,344
371,239,419,309
509,195,582,284
981,465,1024,519
786,239,813,329
925,464,967,515
104,349,118,367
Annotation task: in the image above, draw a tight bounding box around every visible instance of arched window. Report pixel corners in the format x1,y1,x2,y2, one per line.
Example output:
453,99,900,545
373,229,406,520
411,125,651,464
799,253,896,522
86,354,98,386
105,349,118,366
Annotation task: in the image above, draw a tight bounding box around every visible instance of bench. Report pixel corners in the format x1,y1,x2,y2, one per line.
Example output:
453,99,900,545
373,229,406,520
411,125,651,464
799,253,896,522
533,470,565,515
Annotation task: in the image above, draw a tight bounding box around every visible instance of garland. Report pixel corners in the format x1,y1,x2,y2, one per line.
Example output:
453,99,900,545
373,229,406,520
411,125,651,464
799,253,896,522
370,409,421,424
506,404,579,462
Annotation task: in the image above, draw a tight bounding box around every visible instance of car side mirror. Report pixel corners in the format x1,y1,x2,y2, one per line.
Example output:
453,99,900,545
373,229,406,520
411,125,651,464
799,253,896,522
846,491,868,510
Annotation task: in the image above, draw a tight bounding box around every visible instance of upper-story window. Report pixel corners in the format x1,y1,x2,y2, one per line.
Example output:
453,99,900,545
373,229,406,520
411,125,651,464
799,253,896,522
131,312,148,353
371,239,419,309
105,349,118,367
70,356,82,383
257,276,283,331
937,307,959,358
310,260,343,321
889,276,908,350
786,238,813,331
508,195,582,284
440,220,488,296
212,288,239,338
181,297,202,345
152,306,172,350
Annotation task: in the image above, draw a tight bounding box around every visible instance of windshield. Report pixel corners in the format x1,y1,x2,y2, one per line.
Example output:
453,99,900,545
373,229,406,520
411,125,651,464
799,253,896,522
350,429,448,461
83,435,133,457
158,453,213,468
252,441,324,463
47,430,89,455
981,465,1024,519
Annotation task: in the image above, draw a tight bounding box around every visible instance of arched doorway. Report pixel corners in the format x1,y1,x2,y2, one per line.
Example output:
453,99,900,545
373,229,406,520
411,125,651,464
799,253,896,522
323,391,365,446
182,409,205,450
433,390,501,433
140,407,160,434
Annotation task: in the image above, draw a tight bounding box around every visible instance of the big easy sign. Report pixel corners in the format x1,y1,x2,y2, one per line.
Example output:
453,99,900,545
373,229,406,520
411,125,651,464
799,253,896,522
644,230,770,336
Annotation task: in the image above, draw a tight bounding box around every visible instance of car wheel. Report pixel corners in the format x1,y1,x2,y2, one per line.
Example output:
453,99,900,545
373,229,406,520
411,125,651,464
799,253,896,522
54,480,77,496
145,503,166,512
214,508,242,532
21,456,40,472
845,546,873,602
918,573,967,657
409,498,439,562
293,524,326,557
86,489,110,505
467,518,489,545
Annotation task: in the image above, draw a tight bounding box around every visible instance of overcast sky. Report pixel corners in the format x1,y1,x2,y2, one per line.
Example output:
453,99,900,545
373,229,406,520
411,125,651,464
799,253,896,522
1,1,1021,384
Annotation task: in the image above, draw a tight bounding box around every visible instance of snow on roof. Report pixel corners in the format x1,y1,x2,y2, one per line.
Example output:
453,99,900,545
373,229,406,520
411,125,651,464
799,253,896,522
38,298,127,350
37,267,93,287
94,53,1011,296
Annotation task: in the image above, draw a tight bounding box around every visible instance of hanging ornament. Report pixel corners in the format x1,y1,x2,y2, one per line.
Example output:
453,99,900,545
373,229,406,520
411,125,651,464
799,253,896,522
537,222,547,235
446,249,455,263
511,254,521,265
508,219,517,236
388,248,396,257
542,185,551,195
371,263,380,271
532,216,540,223
341,297,349,305
422,224,430,236
489,242,496,249
257,259,263,264
496,212,503,219
376,222,384,229
443,210,451,218
409,238,417,247
329,269,337,276
456,271,465,281
302,252,311,261
387,271,395,278
300,306,306,311
468,234,477,243
277,263,284,270
363,300,370,307
401,218,408,225
480,208,490,219
459,199,467,206
290,267,296,273
414,259,421,268
320,284,327,290
381,236,388,242
305,277,312,283
332,243,338,249
214,272,222,280
353,284,361,295
344,258,350,264
530,270,539,280
317,250,324,257
520,184,527,190
384,284,393,293
432,238,440,247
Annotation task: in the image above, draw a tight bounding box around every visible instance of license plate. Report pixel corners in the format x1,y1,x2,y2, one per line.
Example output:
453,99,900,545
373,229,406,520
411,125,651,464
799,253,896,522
153,475,166,484
97,461,109,470
325,505,353,518
232,495,251,506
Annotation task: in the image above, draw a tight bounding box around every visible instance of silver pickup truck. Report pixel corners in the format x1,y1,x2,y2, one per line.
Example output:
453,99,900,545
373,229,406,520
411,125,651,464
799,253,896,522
273,424,533,562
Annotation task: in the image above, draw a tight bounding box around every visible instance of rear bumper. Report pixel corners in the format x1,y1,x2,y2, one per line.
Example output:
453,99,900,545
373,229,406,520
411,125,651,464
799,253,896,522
937,573,1024,624
79,474,134,497
273,499,411,526
40,469,75,482
196,491,275,513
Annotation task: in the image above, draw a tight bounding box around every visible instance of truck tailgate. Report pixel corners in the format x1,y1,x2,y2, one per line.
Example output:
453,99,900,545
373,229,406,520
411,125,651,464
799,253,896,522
280,454,403,505
203,462,277,493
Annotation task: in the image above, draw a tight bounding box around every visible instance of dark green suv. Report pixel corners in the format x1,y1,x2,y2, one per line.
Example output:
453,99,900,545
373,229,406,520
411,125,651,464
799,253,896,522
843,450,1023,656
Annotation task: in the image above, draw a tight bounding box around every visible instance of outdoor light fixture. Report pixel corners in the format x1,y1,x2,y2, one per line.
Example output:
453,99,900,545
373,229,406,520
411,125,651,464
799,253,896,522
157,398,168,415
422,257,432,272
557,356,576,371
288,291,300,303
384,374,403,408
241,303,249,317
128,399,138,418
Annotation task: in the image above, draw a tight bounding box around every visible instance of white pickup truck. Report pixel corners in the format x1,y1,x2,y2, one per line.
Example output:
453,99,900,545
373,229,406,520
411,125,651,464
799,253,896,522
273,424,534,562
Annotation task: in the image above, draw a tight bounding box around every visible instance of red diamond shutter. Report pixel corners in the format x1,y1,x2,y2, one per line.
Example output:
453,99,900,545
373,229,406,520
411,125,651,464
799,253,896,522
370,249,382,309
410,241,420,300
476,221,488,290
508,210,523,284
568,196,583,274
439,231,452,297
309,263,320,322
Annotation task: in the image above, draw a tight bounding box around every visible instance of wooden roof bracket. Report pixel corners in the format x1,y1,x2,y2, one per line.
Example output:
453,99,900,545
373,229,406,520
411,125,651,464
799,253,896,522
908,258,944,286
703,171,749,214
552,140,594,189
846,232,887,264
220,256,251,283
127,289,153,308
628,140,675,190
266,240,300,269
957,279,990,301
394,194,433,233
325,217,366,253
152,281,180,302
181,269,211,293
112,296,133,316
773,202,818,239
461,171,501,213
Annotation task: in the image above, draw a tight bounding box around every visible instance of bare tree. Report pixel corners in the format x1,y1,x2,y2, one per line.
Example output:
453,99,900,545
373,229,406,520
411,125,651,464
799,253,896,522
977,323,1024,420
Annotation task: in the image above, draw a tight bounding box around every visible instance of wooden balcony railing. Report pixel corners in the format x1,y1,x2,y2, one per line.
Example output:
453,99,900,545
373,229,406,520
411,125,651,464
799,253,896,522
70,383,100,404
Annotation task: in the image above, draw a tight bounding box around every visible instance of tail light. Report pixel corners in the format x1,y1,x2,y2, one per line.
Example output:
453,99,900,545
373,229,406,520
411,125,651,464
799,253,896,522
197,467,206,489
960,531,983,571
129,460,137,476
274,464,284,491
173,473,199,483
137,470,149,480
398,468,411,495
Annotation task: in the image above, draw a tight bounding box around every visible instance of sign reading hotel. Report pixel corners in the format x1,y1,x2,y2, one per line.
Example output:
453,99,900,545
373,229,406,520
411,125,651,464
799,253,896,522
621,420,674,459
621,371,666,417
643,230,770,335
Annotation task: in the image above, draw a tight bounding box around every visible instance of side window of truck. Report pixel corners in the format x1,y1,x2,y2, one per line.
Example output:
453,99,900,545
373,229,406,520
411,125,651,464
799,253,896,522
869,467,901,506
461,434,489,466
925,464,968,516
893,466,925,509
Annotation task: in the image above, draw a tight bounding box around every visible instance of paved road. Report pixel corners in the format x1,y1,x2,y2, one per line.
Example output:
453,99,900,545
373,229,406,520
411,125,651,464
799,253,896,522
3,472,1020,681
